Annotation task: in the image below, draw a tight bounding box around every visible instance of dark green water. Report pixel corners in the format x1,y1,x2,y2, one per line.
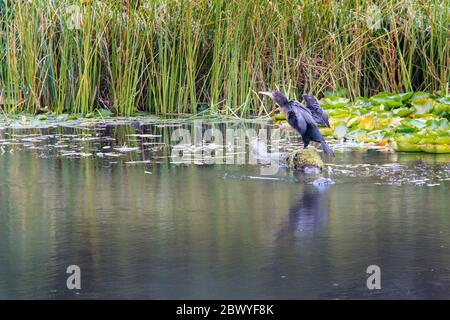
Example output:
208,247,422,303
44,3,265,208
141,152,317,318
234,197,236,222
0,122,449,299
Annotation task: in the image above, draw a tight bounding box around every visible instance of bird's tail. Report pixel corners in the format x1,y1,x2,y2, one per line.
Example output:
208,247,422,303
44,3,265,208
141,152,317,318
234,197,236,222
320,140,334,157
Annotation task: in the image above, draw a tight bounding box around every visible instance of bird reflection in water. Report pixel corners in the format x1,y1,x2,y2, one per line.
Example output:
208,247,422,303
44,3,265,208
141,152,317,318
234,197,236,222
285,184,331,236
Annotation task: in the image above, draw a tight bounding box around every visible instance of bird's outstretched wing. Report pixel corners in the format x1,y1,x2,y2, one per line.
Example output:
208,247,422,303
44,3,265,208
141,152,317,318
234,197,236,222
290,101,316,126
286,109,307,135
302,95,330,127
289,100,334,157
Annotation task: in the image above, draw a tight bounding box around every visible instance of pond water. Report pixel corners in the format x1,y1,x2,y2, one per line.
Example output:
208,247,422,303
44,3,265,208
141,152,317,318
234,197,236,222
0,120,449,299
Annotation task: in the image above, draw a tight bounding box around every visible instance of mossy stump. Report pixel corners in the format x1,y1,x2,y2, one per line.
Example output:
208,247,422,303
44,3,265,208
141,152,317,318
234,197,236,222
285,147,324,170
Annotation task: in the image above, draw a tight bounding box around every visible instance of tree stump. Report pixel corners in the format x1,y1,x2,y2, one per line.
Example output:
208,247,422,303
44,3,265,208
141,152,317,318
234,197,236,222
285,147,324,170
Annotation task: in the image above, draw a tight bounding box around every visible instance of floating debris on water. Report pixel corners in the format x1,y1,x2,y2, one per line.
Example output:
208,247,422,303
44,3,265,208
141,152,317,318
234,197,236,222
126,134,162,138
312,177,335,187
327,161,449,186
61,152,92,158
247,176,281,181
304,166,322,175
0,120,448,188
115,146,139,153
125,160,152,165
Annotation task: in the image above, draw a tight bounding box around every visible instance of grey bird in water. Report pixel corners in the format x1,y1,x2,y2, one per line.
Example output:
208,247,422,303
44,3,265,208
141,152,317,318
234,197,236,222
302,94,330,128
259,90,334,157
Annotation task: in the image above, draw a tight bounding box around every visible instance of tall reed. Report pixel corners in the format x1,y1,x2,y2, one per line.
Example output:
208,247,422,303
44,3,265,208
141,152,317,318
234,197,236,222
0,0,448,116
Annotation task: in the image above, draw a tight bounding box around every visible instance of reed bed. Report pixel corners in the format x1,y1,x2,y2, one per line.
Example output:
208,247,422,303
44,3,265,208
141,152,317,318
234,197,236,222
0,0,448,116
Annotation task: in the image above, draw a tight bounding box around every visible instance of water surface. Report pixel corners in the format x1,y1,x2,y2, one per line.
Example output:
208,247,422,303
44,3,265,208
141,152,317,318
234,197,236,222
0,121,449,299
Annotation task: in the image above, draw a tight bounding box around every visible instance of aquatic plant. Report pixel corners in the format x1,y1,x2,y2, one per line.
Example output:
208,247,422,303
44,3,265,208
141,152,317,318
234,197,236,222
0,0,448,116
273,91,450,153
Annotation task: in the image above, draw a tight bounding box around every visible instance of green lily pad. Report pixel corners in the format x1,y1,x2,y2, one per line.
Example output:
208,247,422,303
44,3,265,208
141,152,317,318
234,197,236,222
393,107,414,117
420,144,450,153
320,96,350,109
408,119,427,129
390,141,422,152
272,113,286,121
319,127,333,136
432,101,449,116
392,92,414,102
410,92,432,100
396,124,417,133
395,135,421,144
370,105,388,112
435,137,450,144
369,93,404,109
346,116,360,128
425,118,450,130
435,97,450,105
353,97,372,108
328,108,350,117
411,98,434,115
419,137,435,144
98,108,113,117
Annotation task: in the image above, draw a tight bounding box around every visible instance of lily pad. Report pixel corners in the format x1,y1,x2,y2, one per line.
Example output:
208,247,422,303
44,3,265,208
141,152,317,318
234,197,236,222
410,92,432,100
272,113,286,121
435,96,450,105
406,119,427,129
353,97,372,108
98,108,113,117
369,93,404,109
390,140,422,152
358,117,376,130
392,92,414,102
425,118,450,130
393,107,414,117
435,137,450,144
395,135,421,144
320,96,350,109
319,127,333,136
411,98,434,115
346,116,360,128
327,108,351,117
420,144,450,153
432,101,449,116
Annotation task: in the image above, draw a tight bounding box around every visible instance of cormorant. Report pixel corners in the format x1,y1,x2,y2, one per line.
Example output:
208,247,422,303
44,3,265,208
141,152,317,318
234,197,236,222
259,90,334,157
302,94,330,128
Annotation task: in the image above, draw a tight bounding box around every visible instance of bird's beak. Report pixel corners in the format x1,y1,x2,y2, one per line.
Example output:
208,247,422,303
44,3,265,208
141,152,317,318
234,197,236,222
259,91,274,100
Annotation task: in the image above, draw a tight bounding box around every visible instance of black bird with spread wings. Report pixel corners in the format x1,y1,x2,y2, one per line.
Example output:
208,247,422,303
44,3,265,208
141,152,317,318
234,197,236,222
302,94,330,128
259,90,334,157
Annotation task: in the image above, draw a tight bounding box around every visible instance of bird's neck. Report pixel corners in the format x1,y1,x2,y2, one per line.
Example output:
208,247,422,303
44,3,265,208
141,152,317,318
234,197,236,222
279,104,291,115
279,101,293,114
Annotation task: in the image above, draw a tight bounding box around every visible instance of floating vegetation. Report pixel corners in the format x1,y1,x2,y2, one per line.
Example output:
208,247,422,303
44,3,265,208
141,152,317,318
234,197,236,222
273,92,450,154
328,161,449,186
0,120,448,188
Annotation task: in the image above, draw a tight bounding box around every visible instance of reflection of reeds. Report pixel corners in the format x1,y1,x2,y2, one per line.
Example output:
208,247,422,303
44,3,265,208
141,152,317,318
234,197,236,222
0,0,448,116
